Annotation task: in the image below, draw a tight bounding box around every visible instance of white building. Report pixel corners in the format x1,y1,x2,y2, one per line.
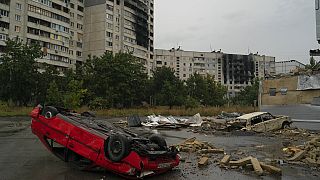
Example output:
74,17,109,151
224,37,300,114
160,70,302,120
275,60,305,74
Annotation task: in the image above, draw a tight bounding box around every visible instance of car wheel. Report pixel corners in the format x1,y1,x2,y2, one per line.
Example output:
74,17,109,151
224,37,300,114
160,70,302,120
282,122,291,129
42,106,59,119
106,134,130,162
149,134,167,150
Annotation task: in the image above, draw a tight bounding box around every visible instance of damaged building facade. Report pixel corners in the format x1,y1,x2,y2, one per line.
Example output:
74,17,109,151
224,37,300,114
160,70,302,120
262,73,320,105
154,49,276,97
84,0,154,75
0,0,154,74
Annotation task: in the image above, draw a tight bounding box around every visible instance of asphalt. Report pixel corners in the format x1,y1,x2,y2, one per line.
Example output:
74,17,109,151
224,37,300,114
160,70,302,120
0,116,320,180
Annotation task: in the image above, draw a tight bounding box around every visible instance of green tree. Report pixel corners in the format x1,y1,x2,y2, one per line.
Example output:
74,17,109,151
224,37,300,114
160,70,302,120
232,79,259,106
63,80,87,109
46,81,62,106
305,56,320,71
80,52,148,108
151,67,186,108
0,39,42,106
186,74,227,106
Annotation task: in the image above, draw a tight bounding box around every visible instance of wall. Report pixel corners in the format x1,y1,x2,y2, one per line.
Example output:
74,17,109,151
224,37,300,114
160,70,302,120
262,76,320,105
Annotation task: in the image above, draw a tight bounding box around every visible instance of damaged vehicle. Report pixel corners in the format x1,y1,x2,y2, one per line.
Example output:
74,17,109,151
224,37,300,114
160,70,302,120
30,105,180,178
229,112,292,132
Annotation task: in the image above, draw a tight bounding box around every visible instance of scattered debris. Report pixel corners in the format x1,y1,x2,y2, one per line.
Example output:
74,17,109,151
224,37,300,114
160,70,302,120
217,111,242,119
127,115,142,127
142,114,203,128
220,155,231,165
285,137,320,166
221,156,282,176
175,137,220,153
198,157,209,167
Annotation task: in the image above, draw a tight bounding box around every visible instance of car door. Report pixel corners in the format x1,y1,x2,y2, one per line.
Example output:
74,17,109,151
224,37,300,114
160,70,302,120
250,115,266,132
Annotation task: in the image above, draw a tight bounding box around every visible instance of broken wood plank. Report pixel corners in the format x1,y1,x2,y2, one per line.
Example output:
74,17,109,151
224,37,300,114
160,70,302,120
220,155,231,165
251,158,263,176
229,156,252,166
288,150,306,161
260,162,282,174
198,157,209,166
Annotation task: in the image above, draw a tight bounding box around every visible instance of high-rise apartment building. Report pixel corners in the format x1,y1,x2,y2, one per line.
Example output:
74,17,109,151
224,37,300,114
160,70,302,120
154,49,276,97
0,0,154,73
83,0,154,74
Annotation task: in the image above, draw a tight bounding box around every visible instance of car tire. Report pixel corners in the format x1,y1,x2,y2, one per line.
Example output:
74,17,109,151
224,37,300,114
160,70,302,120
149,134,167,150
282,122,291,129
42,106,59,119
106,134,130,162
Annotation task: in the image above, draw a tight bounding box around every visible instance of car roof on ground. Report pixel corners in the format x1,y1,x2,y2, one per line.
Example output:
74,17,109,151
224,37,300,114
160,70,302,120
237,112,269,120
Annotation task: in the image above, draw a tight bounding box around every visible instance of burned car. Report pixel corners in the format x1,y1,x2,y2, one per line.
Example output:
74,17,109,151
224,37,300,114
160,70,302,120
229,112,292,133
30,105,180,178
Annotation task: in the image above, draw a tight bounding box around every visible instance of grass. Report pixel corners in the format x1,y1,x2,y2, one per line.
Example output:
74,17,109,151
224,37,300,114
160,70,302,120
92,106,256,117
0,106,33,117
0,105,256,117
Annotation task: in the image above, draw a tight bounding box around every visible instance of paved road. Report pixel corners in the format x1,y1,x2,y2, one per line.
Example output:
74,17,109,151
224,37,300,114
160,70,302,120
1,124,320,180
261,105,320,130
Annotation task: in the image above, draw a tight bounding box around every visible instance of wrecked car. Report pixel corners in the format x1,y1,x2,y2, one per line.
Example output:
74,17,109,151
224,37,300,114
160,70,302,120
30,105,180,178
229,112,292,132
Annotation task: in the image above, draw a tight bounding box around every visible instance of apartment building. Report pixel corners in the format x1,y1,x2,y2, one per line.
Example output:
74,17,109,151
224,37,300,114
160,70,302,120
275,60,305,75
83,0,154,75
154,49,276,97
154,48,224,81
0,0,154,74
0,0,85,71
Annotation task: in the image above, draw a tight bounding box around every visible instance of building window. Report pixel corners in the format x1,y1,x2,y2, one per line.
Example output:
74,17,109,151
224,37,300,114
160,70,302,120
280,88,288,95
16,3,22,10
15,26,21,32
15,14,21,21
269,88,276,96
0,34,7,41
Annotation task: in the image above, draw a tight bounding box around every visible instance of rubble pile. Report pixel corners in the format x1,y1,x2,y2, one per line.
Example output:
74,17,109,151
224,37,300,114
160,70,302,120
285,137,320,166
219,155,282,176
175,137,222,153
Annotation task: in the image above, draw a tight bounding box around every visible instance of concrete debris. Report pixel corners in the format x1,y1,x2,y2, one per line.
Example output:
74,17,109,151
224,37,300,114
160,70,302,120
285,137,320,166
217,111,243,119
283,137,320,166
220,155,231,165
287,150,306,161
175,137,218,153
221,156,282,176
251,157,264,175
260,162,282,174
198,157,209,167
229,156,253,166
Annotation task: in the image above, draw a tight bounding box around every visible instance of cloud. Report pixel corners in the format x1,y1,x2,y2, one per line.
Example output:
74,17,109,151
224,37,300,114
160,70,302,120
155,0,318,63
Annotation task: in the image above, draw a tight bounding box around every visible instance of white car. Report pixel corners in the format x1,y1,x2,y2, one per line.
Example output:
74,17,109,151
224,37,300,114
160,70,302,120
232,112,292,133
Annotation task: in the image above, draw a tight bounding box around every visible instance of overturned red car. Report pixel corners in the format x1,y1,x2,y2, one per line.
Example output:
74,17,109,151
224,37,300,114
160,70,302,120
30,105,180,178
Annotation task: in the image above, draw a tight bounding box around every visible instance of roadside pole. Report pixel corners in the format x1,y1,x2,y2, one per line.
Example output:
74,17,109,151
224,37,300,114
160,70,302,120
258,80,262,111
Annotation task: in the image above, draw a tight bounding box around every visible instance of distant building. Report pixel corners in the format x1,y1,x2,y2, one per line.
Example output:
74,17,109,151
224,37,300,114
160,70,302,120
275,60,305,75
154,49,276,97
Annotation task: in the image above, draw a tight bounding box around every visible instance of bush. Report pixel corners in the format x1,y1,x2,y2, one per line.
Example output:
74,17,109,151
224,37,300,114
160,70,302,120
88,97,111,110
184,96,200,109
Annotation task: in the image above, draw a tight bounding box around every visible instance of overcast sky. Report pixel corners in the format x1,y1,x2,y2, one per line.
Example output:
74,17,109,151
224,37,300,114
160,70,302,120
154,0,318,64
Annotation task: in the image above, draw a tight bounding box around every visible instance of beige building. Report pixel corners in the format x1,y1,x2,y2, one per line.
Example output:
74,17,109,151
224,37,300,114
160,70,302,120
0,0,154,74
155,49,276,97
262,74,320,105
83,0,154,75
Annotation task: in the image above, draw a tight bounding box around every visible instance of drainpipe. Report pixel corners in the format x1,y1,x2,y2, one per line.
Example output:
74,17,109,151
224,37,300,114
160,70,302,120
258,80,262,111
